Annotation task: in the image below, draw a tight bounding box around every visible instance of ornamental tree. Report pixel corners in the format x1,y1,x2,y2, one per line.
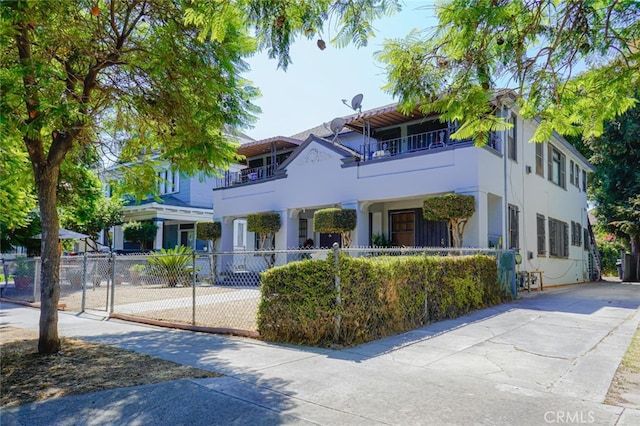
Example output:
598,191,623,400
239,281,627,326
314,208,357,248
423,194,475,248
1,0,398,353
378,1,640,145
197,221,222,280
248,212,281,268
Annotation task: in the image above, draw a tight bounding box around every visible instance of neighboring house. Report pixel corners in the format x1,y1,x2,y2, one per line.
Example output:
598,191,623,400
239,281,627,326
212,91,598,286
105,132,254,252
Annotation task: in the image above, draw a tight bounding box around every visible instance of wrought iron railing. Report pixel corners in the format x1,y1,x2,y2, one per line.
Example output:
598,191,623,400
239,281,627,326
361,128,501,161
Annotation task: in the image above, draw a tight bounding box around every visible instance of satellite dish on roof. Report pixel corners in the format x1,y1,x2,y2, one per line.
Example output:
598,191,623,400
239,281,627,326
329,117,346,141
330,117,346,135
351,94,363,112
342,93,364,113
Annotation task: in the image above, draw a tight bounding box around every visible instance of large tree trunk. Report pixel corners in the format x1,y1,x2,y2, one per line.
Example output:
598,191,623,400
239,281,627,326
36,165,62,354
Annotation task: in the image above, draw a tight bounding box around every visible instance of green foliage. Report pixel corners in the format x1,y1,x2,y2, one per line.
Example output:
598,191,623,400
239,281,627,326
423,193,475,222
573,97,640,252
258,260,337,346
185,0,401,70
423,194,475,247
377,1,640,145
0,212,41,256
371,233,391,247
122,221,158,248
13,259,35,278
129,264,147,273
0,142,36,229
147,246,195,287
248,212,281,263
247,212,281,234
313,208,357,247
196,222,222,241
598,239,626,276
258,253,507,347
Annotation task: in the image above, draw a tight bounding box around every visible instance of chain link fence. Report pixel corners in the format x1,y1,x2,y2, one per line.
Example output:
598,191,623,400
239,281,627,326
1,247,515,334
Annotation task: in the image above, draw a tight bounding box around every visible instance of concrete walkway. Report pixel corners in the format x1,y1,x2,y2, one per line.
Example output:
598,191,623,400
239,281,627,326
2,282,640,425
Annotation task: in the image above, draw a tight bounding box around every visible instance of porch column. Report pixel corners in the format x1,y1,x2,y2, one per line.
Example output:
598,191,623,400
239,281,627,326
341,201,369,247
152,218,164,250
113,225,124,251
218,217,234,252
274,209,299,266
458,190,487,248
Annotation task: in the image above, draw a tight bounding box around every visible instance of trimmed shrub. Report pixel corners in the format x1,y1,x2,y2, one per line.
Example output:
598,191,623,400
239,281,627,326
196,221,221,241
314,208,357,247
258,259,336,346
258,252,507,347
423,193,475,247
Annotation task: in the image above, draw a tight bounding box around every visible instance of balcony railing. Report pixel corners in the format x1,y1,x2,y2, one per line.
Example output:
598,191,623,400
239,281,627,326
360,127,500,161
216,164,276,188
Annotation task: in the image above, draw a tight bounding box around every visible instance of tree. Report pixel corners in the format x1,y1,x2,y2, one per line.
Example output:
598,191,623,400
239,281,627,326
247,212,281,268
1,0,399,353
196,221,221,282
572,98,640,253
313,208,357,248
423,193,475,248
378,1,639,145
122,221,158,250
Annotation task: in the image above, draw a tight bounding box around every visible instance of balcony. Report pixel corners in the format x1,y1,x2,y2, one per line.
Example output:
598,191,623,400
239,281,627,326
361,128,500,161
216,164,277,188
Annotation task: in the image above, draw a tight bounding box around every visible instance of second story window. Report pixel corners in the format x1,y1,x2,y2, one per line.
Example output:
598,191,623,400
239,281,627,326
582,170,587,192
158,169,179,195
508,114,517,161
548,144,566,189
535,142,544,176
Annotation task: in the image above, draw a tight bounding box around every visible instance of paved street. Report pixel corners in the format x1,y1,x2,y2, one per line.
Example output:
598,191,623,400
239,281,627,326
2,281,640,425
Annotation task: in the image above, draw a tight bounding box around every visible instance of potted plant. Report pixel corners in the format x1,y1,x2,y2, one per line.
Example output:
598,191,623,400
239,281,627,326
13,259,34,291
67,269,84,289
128,264,146,285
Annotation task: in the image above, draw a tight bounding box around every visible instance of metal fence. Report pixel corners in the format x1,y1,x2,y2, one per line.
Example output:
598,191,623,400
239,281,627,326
1,247,516,334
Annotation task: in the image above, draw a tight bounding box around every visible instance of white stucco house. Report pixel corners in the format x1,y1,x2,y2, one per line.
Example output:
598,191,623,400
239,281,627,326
212,91,598,286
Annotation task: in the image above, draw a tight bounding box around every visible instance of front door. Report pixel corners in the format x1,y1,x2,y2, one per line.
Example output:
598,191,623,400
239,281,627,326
319,233,342,248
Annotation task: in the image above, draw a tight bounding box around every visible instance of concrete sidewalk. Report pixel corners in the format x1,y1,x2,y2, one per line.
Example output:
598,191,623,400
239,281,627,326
2,282,640,425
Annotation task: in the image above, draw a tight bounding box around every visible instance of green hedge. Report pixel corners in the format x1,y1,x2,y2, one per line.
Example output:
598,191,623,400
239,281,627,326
258,253,508,347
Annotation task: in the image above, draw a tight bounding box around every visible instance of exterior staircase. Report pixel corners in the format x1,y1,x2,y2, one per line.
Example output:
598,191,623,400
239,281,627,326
587,222,602,281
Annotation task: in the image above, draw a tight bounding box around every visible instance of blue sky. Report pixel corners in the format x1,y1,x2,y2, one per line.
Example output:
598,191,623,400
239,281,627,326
243,1,437,141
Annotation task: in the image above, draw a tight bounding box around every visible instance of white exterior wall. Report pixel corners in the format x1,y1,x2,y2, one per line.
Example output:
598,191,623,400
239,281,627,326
213,113,592,286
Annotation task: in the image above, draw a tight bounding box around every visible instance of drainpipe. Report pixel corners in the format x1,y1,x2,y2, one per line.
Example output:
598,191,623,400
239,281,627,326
503,104,509,250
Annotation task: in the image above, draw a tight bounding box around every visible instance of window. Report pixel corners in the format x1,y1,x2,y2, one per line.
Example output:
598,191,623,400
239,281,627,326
298,219,308,247
508,114,517,161
549,218,569,258
390,211,415,246
548,145,566,188
158,169,179,195
254,233,273,250
584,228,590,251
508,204,519,249
570,160,575,186
582,170,587,192
571,221,582,246
535,142,544,176
537,214,546,255
575,164,580,187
